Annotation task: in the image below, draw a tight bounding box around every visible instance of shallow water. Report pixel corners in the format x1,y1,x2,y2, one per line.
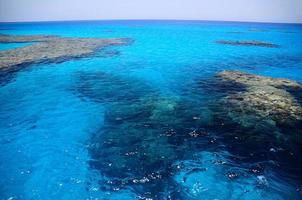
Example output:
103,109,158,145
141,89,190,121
0,42,34,51
0,20,302,200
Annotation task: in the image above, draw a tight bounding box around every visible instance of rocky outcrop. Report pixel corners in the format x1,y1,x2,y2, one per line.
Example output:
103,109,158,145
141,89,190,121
0,34,130,69
216,40,279,48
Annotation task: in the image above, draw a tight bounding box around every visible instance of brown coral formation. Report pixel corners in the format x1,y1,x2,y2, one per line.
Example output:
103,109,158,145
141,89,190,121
0,34,130,69
217,70,302,89
215,70,302,130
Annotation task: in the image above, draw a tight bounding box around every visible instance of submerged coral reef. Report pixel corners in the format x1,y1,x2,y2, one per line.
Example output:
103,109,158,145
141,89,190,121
0,34,130,69
75,72,213,198
76,72,181,175
72,69,302,198
75,70,302,196
216,40,279,48
203,71,302,182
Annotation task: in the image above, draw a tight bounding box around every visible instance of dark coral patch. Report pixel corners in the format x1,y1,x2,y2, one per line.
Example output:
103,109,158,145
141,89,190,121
216,40,280,48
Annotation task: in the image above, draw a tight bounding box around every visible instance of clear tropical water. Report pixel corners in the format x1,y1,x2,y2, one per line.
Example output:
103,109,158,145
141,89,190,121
0,20,302,200
0,42,34,51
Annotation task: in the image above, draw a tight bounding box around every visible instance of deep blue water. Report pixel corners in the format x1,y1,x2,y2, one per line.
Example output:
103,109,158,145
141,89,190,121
0,20,302,200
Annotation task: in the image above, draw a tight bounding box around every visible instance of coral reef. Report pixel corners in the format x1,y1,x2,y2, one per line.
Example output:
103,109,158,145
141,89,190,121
75,72,211,198
204,70,302,159
216,40,279,48
75,72,178,175
73,70,302,197
200,70,302,183
216,70,302,129
0,34,130,69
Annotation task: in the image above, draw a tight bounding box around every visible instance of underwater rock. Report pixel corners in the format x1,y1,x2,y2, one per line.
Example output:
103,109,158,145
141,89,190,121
216,40,279,48
0,34,130,69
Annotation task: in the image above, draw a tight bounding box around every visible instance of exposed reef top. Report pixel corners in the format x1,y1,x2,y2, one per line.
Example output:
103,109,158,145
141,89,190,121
216,70,302,128
0,34,130,69
0,34,57,43
217,70,302,90
216,40,279,48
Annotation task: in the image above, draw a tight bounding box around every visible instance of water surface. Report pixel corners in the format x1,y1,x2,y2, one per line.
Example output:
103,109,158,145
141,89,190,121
1,20,302,200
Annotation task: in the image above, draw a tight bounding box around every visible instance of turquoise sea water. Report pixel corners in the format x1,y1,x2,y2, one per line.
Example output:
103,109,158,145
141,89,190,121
0,20,302,200
0,42,34,51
